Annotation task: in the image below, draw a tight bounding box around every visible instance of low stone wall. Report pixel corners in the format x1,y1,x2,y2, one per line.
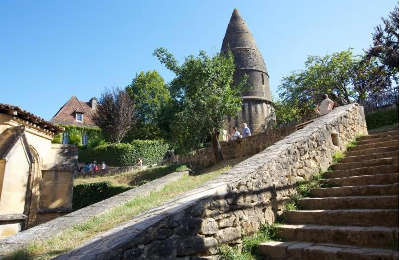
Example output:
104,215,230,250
52,104,367,259
172,123,297,169
0,170,189,255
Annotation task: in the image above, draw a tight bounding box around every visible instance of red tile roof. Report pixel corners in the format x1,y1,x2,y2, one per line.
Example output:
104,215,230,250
0,104,63,134
51,96,98,127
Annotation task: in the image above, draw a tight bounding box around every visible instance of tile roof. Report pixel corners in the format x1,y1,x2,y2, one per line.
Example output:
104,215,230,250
51,96,98,127
0,104,63,134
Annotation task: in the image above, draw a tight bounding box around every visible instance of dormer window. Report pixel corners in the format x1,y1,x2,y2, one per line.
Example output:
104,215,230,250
75,112,83,122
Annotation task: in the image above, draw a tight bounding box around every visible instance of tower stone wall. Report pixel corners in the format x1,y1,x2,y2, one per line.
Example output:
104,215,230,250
222,9,275,133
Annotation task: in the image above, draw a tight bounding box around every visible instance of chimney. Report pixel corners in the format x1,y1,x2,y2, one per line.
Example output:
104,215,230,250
90,97,97,110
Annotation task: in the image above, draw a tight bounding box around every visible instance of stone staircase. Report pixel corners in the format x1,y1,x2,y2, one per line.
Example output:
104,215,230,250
259,129,399,259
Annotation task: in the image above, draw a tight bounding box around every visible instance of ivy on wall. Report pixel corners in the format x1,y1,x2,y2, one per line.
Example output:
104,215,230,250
52,125,104,147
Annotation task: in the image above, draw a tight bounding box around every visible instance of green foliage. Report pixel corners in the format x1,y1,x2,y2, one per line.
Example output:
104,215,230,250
366,108,399,130
296,173,323,197
332,151,345,164
78,140,169,166
218,224,279,260
154,48,243,154
366,5,399,74
126,70,171,140
72,182,130,210
278,49,394,123
56,125,103,147
51,133,62,144
68,127,82,146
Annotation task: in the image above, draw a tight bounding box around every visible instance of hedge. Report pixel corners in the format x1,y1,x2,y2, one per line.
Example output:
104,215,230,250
365,108,398,130
78,140,169,166
73,182,130,210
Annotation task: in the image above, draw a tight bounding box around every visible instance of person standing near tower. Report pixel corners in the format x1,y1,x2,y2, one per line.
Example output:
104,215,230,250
242,123,251,138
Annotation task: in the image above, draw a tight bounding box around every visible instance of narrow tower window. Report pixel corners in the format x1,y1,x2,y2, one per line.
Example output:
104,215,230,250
261,73,264,85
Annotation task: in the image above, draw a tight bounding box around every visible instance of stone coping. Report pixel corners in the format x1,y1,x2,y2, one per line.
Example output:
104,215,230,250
53,104,363,259
0,170,189,254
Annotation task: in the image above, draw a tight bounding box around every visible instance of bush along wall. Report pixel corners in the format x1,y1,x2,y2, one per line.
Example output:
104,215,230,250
72,182,130,210
78,140,169,166
365,107,398,130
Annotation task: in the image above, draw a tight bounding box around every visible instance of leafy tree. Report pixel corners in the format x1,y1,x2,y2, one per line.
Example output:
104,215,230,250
126,71,170,140
154,48,243,161
93,88,134,143
351,56,392,105
278,49,394,122
366,5,399,73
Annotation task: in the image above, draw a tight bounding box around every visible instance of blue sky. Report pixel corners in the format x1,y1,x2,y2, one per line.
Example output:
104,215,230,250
0,0,396,120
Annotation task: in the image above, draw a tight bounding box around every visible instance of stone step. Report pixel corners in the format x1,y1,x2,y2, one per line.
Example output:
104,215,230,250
283,209,398,227
322,173,398,186
325,165,398,178
275,224,398,249
357,135,399,145
349,140,398,151
310,183,399,197
358,130,399,140
332,157,397,171
298,195,398,210
340,151,398,163
258,241,398,260
345,146,398,157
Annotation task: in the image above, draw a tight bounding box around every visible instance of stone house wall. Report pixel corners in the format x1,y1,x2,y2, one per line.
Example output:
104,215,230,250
0,113,77,235
55,104,367,259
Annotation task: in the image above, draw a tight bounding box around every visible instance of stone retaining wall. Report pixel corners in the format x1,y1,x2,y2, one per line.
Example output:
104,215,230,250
0,170,189,255
172,123,297,169
53,104,367,259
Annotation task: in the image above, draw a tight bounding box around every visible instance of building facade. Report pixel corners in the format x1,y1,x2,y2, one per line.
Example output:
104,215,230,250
221,9,276,134
51,96,99,145
0,104,76,238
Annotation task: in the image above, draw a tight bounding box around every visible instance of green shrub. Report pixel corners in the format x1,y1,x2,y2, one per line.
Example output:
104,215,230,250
72,182,130,210
78,140,169,166
52,133,62,144
366,108,398,130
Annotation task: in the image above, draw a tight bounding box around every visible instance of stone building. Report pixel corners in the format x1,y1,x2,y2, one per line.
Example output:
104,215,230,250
221,9,276,134
51,96,99,145
0,104,76,239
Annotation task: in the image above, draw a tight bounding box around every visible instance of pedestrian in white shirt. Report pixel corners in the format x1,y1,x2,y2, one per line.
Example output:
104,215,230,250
315,94,335,115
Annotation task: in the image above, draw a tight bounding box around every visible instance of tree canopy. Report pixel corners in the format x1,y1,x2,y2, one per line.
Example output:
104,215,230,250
93,88,134,143
276,49,393,123
126,70,170,140
154,48,243,159
366,5,399,74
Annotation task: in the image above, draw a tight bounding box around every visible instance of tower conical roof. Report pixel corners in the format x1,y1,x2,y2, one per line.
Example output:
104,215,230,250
221,9,268,74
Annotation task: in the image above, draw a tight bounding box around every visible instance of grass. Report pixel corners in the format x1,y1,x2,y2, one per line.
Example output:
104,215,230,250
74,164,189,188
218,224,279,260
5,160,238,260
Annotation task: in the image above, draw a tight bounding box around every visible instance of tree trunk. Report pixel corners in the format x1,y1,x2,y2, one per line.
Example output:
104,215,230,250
211,130,224,162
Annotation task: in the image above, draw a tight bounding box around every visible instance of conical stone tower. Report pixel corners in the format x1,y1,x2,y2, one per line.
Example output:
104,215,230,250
221,9,275,134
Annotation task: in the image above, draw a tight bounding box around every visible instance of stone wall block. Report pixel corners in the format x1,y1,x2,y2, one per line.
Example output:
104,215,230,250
216,226,242,243
200,218,218,235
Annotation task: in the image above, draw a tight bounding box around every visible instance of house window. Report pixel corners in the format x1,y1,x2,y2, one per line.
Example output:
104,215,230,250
76,113,83,122
82,132,88,146
62,132,69,144
261,73,265,85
